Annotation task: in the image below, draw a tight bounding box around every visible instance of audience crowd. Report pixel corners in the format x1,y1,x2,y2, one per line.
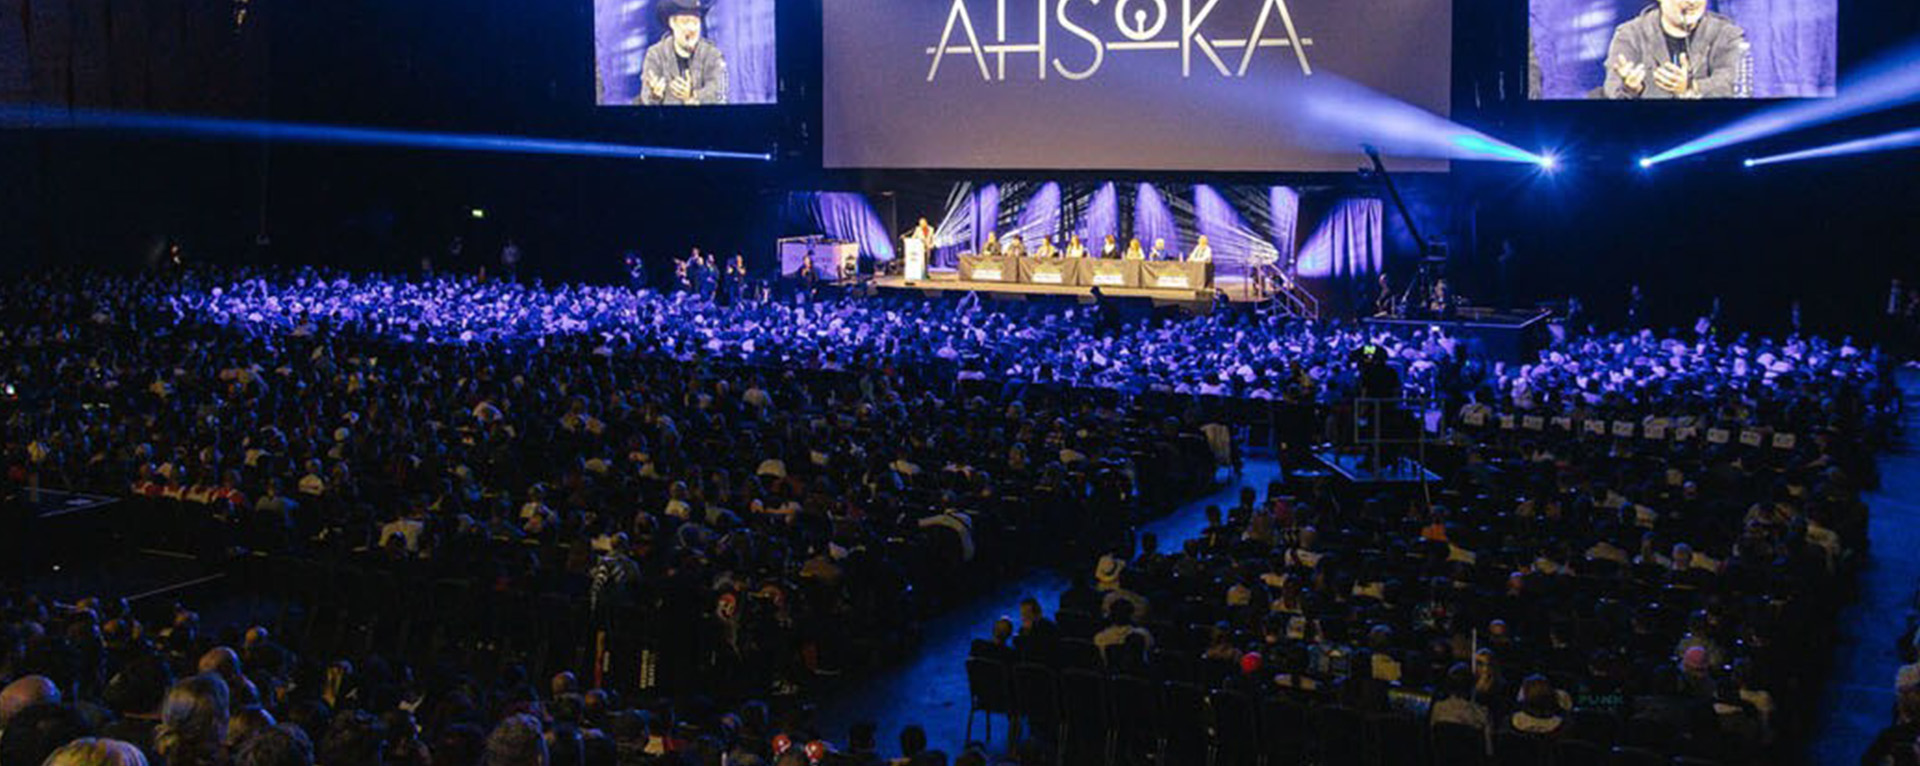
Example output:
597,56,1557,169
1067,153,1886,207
0,266,1902,765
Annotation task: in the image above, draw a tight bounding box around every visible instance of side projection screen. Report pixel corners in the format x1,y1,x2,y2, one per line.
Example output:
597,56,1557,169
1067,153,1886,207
595,0,779,107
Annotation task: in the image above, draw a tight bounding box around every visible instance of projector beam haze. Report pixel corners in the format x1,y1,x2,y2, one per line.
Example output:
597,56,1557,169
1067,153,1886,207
1745,127,1920,168
1641,39,1920,166
1293,75,1545,165
0,106,773,162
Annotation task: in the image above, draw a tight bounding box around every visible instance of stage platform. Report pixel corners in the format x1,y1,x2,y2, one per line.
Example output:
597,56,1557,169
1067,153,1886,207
872,269,1270,308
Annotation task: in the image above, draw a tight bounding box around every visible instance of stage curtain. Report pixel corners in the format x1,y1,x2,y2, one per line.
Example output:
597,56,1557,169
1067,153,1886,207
1075,182,1119,252
1270,187,1300,269
800,192,896,262
1297,199,1382,278
1133,183,1180,255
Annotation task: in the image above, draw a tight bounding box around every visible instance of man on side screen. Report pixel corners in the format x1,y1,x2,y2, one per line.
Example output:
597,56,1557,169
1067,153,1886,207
639,0,729,106
1602,0,1747,100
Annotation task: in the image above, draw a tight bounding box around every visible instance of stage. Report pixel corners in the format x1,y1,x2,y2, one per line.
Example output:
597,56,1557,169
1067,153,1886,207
871,269,1274,311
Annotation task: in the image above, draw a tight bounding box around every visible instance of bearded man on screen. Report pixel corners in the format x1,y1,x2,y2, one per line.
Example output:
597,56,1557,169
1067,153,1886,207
639,0,729,106
1602,0,1748,100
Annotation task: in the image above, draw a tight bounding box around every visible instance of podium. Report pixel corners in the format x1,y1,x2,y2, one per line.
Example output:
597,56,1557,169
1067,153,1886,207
903,236,928,282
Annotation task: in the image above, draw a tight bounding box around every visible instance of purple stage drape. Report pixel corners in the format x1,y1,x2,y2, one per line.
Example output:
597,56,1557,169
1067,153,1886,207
1297,199,1383,278
1530,0,1836,99
794,192,895,262
1134,184,1181,256
594,0,778,105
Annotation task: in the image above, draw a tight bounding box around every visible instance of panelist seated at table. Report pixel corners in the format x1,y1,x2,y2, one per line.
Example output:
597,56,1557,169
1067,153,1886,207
1101,235,1121,259
1034,237,1059,259
1003,234,1027,258
1065,235,1088,259
981,232,1001,257
1149,238,1171,261
1188,235,1213,264
1124,238,1147,260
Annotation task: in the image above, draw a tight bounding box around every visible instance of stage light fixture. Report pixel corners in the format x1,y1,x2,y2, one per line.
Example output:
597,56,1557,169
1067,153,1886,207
1637,157,1654,169
1641,38,1920,166
1743,158,1756,168
0,105,774,162
1744,126,1920,168
1538,153,1559,171
470,209,487,220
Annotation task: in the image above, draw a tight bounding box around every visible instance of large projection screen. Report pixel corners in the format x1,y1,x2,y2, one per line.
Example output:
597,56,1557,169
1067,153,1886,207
823,0,1452,172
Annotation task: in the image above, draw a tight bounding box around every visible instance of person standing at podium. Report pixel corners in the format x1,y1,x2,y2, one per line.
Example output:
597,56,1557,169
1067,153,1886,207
1187,235,1213,263
913,218,935,248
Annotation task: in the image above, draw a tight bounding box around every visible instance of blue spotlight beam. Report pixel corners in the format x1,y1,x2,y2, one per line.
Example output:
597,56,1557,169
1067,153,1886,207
0,105,773,162
1746,126,1920,167
1642,38,1920,166
1286,74,1546,165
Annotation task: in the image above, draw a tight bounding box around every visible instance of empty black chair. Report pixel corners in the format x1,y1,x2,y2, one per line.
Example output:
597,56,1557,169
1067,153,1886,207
1313,705,1367,766
1013,662,1065,747
1552,739,1608,766
1432,722,1489,766
1260,696,1310,766
1208,687,1260,766
966,656,1015,745
1059,669,1108,766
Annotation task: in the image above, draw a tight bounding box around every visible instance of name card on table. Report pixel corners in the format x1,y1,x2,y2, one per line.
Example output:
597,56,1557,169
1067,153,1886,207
1551,417,1573,431
1643,423,1668,440
1611,421,1635,438
1523,416,1545,431
1674,426,1698,441
1499,415,1518,430
1739,430,1764,447
1706,428,1731,444
1463,410,1487,427
1583,420,1606,436
1773,433,1797,449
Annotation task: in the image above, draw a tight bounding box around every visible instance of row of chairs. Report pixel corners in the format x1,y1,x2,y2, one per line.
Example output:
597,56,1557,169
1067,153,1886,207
965,658,1730,766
